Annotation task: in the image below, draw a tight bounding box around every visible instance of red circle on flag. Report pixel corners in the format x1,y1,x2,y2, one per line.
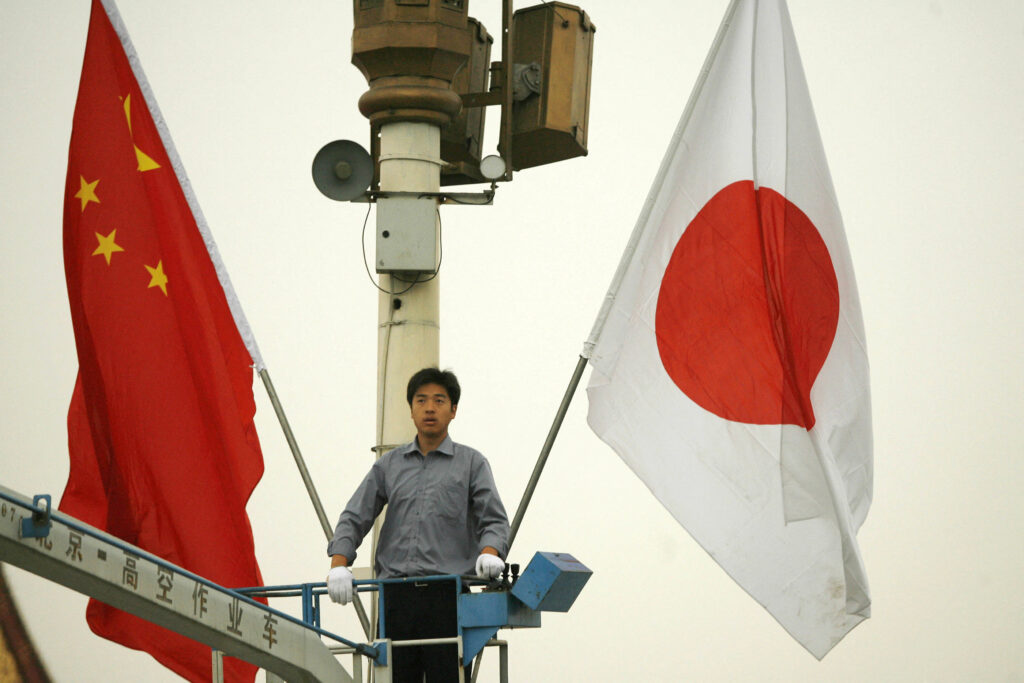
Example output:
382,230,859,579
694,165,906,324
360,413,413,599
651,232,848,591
654,180,839,428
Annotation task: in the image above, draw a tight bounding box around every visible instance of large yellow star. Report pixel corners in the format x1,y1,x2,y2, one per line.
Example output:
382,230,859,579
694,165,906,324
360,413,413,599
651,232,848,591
145,260,168,296
92,230,125,265
75,176,100,212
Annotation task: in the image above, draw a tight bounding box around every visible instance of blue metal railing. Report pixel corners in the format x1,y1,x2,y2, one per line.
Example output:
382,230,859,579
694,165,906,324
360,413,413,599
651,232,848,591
237,573,487,638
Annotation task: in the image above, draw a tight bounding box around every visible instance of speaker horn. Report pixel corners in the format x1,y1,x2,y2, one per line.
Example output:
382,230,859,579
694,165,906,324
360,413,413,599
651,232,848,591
312,140,373,201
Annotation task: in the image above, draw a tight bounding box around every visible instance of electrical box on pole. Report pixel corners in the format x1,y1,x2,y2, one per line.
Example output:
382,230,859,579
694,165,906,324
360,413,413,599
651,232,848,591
375,196,438,274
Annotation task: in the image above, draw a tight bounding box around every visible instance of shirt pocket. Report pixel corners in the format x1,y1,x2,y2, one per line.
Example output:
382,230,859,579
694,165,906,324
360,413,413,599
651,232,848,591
436,474,469,523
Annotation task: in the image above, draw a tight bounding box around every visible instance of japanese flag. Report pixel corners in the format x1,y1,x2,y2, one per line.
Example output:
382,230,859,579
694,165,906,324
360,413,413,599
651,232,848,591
586,0,872,658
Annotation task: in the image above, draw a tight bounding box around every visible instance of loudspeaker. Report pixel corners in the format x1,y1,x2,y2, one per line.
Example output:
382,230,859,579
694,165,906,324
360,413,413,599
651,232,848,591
311,140,373,201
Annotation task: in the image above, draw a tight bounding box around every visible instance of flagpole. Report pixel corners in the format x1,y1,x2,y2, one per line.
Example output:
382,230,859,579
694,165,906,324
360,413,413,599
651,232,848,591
507,354,588,553
257,370,331,534
257,369,372,638
582,0,742,359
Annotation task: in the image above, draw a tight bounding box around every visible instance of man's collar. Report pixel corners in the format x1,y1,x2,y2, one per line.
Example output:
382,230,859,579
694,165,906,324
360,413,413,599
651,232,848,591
406,434,455,457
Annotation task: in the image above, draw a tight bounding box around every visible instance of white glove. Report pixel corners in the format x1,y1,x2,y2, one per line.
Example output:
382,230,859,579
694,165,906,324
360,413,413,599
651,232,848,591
475,553,505,580
327,566,354,605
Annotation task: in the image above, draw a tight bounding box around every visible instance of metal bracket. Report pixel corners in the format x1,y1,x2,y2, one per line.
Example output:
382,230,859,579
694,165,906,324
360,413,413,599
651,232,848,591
20,494,52,539
371,640,389,667
353,189,495,206
460,90,503,108
512,63,542,102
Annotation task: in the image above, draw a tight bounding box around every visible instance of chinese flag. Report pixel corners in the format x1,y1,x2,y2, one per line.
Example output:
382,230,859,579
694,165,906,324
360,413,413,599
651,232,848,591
60,1,264,681
586,0,871,659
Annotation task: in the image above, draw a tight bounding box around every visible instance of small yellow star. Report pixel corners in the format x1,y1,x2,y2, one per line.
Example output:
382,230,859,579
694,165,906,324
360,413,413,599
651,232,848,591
122,94,133,135
123,95,161,172
75,176,100,212
145,260,168,296
92,230,125,265
135,145,161,172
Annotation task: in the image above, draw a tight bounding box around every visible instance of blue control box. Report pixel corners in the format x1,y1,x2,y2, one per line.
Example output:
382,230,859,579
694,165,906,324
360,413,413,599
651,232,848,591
510,551,592,613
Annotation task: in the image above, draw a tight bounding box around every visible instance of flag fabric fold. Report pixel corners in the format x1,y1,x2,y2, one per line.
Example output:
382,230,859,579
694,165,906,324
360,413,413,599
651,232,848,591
61,1,265,680
586,0,872,658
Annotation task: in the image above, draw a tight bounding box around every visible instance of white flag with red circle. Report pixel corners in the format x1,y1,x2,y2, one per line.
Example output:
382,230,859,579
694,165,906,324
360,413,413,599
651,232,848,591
586,0,872,658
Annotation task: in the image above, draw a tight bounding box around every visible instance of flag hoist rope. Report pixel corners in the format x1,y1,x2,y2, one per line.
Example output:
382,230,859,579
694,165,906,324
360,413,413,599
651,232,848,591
99,0,372,639
508,0,743,553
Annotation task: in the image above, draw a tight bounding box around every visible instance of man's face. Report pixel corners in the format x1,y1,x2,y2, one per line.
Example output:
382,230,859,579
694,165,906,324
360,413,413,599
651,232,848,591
410,382,457,443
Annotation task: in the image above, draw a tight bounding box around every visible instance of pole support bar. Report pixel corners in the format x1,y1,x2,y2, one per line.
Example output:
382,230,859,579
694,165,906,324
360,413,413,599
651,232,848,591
258,368,373,638
508,355,588,552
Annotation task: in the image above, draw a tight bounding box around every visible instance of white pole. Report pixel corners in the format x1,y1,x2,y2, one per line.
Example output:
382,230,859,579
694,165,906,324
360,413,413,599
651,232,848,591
372,119,442,649
376,122,442,451
373,121,443,572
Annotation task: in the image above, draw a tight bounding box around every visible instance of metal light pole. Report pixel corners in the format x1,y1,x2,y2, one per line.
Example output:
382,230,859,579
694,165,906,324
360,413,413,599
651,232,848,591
371,123,443,579
374,122,442,459
350,0,473,589
313,0,597,663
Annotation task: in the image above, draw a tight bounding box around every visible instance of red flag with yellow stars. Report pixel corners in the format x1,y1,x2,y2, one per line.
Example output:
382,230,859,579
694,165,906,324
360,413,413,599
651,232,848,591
61,1,264,680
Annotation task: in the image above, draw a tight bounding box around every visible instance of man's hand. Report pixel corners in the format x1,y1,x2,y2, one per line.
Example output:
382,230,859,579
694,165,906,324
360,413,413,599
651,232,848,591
475,553,505,580
327,566,354,605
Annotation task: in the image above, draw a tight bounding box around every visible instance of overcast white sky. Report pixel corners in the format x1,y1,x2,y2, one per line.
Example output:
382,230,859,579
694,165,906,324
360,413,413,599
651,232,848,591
2,1,1023,681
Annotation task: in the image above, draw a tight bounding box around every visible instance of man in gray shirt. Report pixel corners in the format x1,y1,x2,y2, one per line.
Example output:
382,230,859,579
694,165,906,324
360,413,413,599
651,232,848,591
326,368,509,681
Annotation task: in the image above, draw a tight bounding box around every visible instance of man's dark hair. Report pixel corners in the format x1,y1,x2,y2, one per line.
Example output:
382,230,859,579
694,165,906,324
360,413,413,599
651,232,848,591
406,367,461,406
